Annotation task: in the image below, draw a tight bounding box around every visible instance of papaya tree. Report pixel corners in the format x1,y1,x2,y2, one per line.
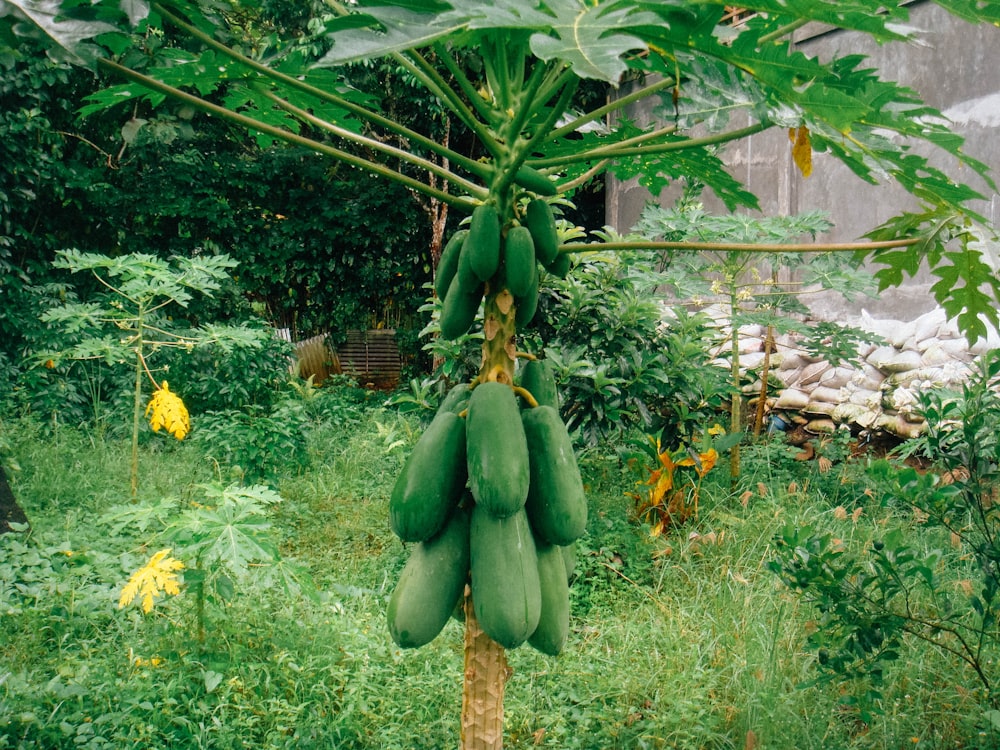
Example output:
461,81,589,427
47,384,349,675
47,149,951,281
4,0,1000,746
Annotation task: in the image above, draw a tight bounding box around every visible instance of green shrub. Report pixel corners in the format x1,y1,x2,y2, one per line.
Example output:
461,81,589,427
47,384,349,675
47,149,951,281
157,325,294,414
769,348,1000,717
525,251,730,446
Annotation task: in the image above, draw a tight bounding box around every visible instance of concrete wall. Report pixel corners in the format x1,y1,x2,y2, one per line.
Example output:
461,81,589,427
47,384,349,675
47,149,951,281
606,1,1000,323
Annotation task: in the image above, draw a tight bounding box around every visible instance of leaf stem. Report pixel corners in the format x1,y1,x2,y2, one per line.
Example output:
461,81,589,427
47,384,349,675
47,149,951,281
504,58,555,147
152,3,488,179
432,42,497,125
534,121,769,169
515,71,579,165
759,18,811,45
557,158,613,193
97,59,478,210
254,84,486,197
558,237,920,255
547,75,677,142
397,48,505,160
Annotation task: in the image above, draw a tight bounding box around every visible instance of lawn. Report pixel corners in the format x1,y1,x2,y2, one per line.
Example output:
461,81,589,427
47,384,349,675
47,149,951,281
1,397,996,749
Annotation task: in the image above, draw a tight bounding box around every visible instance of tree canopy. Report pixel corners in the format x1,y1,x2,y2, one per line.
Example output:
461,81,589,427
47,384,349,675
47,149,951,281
3,0,999,338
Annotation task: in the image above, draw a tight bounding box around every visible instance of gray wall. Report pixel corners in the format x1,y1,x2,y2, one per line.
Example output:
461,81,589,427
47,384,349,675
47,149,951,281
606,1,1000,322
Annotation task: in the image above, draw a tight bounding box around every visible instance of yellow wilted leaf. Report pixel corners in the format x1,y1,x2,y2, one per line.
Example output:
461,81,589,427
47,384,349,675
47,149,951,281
789,126,813,177
145,381,190,440
695,448,718,478
119,548,184,614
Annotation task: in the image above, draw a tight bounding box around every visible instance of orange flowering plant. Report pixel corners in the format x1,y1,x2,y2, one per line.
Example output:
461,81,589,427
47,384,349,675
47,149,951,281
628,425,730,536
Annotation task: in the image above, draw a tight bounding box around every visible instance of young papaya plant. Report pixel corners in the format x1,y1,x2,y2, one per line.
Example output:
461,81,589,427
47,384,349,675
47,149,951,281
7,1,1000,746
38,250,267,498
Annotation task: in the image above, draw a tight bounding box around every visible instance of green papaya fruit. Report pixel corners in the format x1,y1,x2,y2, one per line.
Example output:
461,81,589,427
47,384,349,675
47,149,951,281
522,405,587,545
513,165,558,197
561,542,576,583
466,382,530,518
525,199,559,265
518,359,559,410
470,505,541,649
545,251,571,279
528,542,570,656
464,204,501,282
387,506,471,649
435,229,468,299
439,281,483,341
513,263,539,328
438,382,471,415
503,226,536,298
389,411,467,542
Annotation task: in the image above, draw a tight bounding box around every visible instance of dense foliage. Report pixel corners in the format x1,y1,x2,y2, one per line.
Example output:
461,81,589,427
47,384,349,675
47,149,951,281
5,0,997,342
0,36,441,418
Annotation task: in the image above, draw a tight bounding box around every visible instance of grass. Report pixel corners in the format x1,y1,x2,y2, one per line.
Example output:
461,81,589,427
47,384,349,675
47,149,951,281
1,407,998,749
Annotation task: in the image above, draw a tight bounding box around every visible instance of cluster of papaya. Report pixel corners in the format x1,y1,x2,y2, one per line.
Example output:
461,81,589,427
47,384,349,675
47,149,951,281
435,199,569,341
386,359,586,655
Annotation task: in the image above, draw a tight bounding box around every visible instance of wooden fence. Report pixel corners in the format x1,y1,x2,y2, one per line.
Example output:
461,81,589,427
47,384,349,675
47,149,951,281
278,328,401,389
338,329,402,390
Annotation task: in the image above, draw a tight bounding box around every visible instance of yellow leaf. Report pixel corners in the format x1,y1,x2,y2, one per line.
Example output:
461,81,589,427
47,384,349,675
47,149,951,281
119,548,185,613
145,381,190,440
789,126,813,177
652,470,675,503
695,448,718,477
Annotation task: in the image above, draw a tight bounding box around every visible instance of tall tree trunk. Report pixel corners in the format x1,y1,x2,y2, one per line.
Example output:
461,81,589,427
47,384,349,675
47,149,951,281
460,587,510,750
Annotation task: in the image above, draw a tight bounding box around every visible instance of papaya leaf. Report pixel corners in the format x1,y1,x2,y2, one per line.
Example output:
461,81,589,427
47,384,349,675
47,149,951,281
931,0,1000,24
648,51,770,133
527,1,656,83
0,0,118,65
929,245,1000,344
78,82,164,116
710,0,913,40
119,0,147,26
865,211,1000,343
315,4,464,67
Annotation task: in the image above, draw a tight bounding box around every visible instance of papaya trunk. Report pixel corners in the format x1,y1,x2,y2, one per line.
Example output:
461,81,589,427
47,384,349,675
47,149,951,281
728,291,741,485
460,587,510,750
460,285,518,748
479,288,518,385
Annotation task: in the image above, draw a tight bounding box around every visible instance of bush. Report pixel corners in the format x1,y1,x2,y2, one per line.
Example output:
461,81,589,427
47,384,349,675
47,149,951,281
157,324,295,414
769,348,1000,715
524,251,731,446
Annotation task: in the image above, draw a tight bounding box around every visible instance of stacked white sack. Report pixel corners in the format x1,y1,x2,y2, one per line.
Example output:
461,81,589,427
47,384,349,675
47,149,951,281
722,307,998,440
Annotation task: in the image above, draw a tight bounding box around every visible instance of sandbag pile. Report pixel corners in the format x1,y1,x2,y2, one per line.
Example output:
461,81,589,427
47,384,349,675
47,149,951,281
704,307,998,440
